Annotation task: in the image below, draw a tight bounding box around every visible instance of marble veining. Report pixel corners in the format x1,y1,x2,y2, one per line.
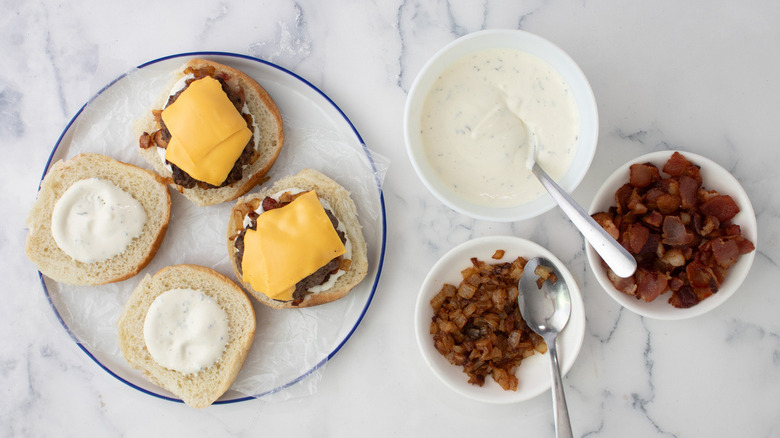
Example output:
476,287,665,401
3,0,780,437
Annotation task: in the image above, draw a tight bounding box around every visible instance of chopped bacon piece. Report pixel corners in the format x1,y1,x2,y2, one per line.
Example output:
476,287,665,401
615,183,633,215
656,193,682,215
643,188,665,210
629,163,661,188
678,175,701,210
261,196,280,211
711,238,739,269
737,238,755,255
626,223,650,254
662,151,693,177
593,212,620,240
658,177,680,196
669,286,699,308
642,210,664,228
662,215,694,246
661,248,685,267
608,270,637,295
534,265,558,288
694,287,714,302
635,268,669,302
686,260,714,289
700,195,740,222
696,214,720,236
697,188,716,202
681,162,702,184
628,189,648,215
668,275,685,292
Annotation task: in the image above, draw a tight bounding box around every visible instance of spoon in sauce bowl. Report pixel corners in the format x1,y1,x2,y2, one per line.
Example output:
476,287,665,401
526,134,637,278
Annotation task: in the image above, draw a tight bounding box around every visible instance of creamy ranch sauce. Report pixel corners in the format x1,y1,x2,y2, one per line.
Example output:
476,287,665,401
421,48,581,207
50,178,146,263
241,188,352,293
143,288,229,374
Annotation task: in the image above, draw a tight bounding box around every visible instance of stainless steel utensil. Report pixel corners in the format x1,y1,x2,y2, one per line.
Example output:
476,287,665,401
518,256,574,438
527,135,636,278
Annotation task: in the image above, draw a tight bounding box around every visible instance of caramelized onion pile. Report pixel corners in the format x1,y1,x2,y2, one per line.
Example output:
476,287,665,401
592,151,755,308
429,252,546,391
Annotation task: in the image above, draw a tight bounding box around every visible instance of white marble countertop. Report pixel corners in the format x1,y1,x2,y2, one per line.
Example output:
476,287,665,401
3,1,780,437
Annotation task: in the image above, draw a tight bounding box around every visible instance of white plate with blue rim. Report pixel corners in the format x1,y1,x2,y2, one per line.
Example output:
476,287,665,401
36,51,387,404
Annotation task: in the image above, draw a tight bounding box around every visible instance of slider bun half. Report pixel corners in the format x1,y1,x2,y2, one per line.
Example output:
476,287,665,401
135,58,284,207
227,169,369,309
25,153,171,286
116,264,256,409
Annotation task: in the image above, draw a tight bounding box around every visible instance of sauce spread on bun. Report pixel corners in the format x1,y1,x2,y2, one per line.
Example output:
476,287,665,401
143,287,230,375
51,177,147,263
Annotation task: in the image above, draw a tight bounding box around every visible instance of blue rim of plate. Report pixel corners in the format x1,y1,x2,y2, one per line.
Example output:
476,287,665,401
36,51,387,405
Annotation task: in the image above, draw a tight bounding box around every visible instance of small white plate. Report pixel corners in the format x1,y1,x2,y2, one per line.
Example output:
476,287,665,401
414,236,585,403
587,150,757,320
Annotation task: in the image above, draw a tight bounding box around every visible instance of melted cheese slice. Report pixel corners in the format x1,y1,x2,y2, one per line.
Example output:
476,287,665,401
241,191,347,301
162,76,252,186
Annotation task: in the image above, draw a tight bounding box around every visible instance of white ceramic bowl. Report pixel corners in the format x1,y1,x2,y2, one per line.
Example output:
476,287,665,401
415,236,585,403
404,29,598,222
586,150,758,320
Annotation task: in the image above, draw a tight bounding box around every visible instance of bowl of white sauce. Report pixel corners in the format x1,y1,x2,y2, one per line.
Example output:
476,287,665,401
404,29,598,222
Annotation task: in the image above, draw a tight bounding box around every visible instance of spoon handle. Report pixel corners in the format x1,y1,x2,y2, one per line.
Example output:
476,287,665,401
547,338,573,438
531,163,637,278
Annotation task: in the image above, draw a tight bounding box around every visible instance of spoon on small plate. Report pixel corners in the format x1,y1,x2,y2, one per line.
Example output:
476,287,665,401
518,257,573,438
526,133,637,278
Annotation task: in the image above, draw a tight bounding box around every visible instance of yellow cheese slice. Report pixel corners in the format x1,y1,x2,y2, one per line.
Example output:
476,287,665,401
241,191,347,301
162,76,252,186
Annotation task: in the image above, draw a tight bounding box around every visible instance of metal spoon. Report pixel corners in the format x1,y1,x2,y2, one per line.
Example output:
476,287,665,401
518,257,573,438
526,134,637,278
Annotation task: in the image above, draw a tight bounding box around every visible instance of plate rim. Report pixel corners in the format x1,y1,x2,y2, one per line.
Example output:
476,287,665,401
36,51,387,404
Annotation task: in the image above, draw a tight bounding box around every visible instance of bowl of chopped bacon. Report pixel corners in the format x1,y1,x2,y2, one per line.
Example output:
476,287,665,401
587,150,757,319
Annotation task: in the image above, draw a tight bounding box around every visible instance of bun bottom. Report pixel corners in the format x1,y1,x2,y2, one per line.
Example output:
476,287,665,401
227,169,368,308
116,264,256,408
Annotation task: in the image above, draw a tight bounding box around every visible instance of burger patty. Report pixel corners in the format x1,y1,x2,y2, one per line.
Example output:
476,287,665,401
234,197,347,303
